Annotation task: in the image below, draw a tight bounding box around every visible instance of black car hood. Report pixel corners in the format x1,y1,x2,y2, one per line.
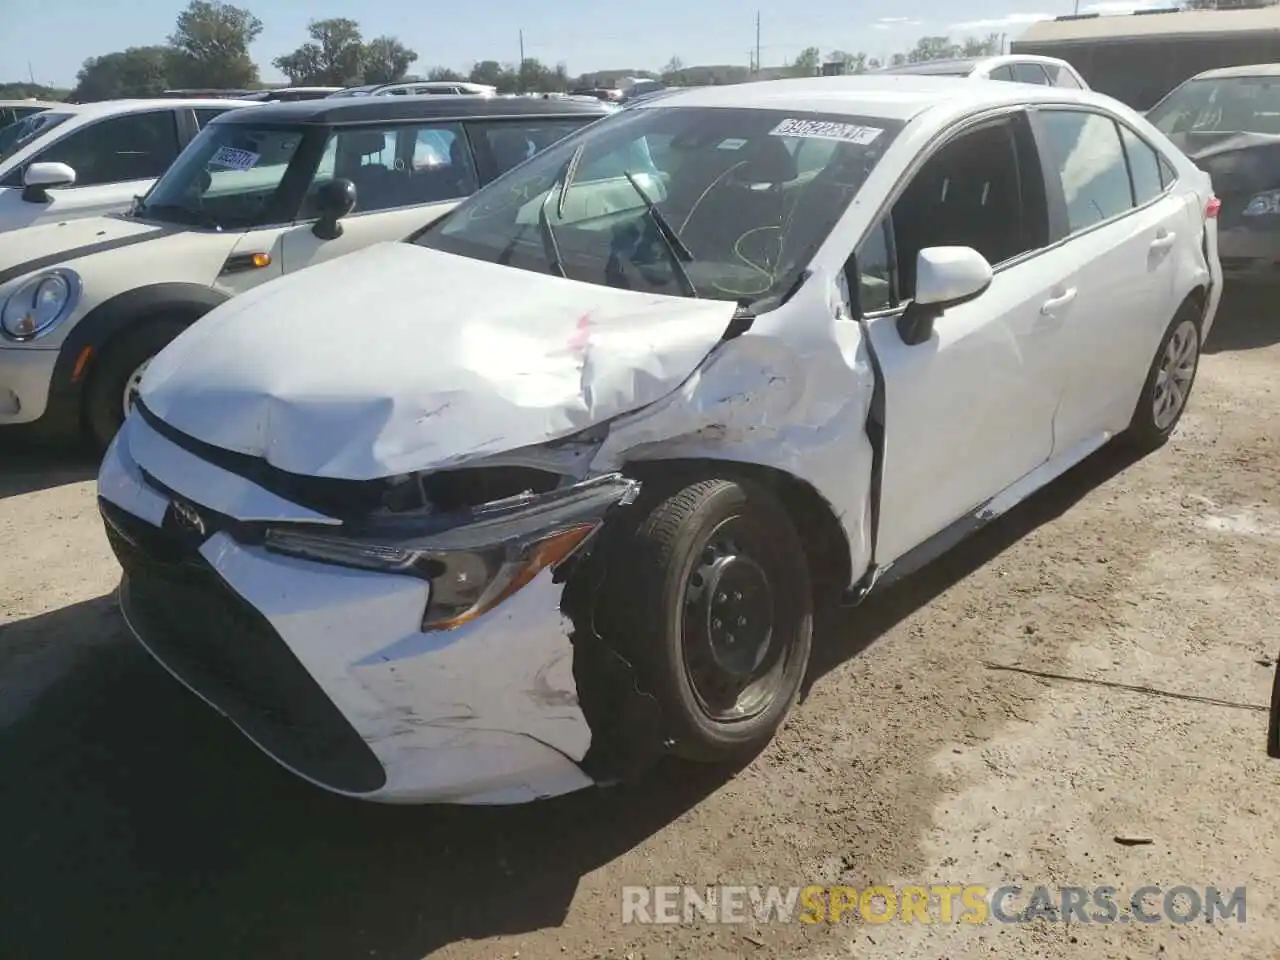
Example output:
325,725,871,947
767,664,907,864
1174,131,1280,197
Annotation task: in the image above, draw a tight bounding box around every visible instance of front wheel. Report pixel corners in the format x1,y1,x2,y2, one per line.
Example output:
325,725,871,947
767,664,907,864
1123,305,1201,452
84,321,186,450
592,477,814,765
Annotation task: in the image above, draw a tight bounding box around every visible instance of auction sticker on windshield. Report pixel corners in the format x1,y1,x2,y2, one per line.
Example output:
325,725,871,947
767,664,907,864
209,146,260,171
769,119,883,145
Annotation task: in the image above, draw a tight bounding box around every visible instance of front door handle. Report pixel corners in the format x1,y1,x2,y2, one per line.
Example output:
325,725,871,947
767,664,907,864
1041,287,1078,314
1150,229,1178,251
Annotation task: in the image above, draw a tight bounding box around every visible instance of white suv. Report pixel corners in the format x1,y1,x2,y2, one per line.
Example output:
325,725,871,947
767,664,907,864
0,98,261,233
875,55,1088,89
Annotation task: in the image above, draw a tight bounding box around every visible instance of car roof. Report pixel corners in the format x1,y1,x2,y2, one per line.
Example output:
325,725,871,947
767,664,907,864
0,99,62,109
1191,62,1280,81
54,97,262,117
635,74,1103,122
876,57,984,76
213,94,611,125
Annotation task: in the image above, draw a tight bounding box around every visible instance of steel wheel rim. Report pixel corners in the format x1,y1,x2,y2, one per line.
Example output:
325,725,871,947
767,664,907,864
680,515,789,723
1152,319,1198,431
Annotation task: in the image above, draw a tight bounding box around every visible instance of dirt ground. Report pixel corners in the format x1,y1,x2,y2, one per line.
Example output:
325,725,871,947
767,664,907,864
1,291,1277,960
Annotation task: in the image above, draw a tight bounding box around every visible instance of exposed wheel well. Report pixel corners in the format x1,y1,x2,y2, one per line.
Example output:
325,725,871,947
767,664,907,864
620,458,853,601
1184,284,1208,321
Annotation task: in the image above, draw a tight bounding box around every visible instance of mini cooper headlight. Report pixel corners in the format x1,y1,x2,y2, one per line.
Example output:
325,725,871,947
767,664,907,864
0,269,80,341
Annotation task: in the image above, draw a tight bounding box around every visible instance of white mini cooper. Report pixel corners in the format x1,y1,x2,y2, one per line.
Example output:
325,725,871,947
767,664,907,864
0,95,608,447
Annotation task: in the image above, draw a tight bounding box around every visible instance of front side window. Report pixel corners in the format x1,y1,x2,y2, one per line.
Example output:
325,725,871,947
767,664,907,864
889,116,1046,300
137,122,309,228
1038,110,1134,234
0,111,71,168
1053,66,1083,89
28,111,180,187
304,121,479,215
415,106,904,307
468,118,595,179
989,65,1016,82
1147,74,1280,148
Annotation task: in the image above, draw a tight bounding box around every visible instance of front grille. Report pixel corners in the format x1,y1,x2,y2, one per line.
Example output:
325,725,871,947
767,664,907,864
102,498,388,794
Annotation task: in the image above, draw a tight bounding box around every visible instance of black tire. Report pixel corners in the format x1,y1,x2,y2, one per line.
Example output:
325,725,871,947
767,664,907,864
1123,303,1202,452
591,476,813,765
84,320,187,450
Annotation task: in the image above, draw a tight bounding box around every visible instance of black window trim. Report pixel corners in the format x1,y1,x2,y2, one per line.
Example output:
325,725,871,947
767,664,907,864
1029,104,1178,248
851,106,1051,320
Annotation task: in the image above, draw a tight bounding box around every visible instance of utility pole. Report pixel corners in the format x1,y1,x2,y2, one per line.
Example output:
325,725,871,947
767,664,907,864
756,11,761,75
28,61,35,84
518,29,525,94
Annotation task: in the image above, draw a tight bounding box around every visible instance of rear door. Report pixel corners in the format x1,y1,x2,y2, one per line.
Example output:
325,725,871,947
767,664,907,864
1030,106,1188,454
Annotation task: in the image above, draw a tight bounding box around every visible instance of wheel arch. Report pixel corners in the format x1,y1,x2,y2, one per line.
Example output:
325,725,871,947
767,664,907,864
49,282,230,426
618,457,854,601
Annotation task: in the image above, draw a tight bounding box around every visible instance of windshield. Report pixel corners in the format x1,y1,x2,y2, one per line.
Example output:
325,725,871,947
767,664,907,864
1147,75,1280,145
137,122,310,228
0,111,70,162
414,106,902,306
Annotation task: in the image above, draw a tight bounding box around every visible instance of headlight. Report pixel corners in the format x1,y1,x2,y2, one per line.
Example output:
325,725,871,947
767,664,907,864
261,473,640,631
1242,190,1280,217
0,269,80,340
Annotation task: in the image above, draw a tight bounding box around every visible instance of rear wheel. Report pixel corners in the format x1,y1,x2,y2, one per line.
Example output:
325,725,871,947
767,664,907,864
591,477,813,765
84,320,187,450
1123,305,1201,451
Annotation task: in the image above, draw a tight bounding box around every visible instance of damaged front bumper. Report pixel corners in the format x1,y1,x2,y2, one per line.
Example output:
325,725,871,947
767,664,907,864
98,412,640,804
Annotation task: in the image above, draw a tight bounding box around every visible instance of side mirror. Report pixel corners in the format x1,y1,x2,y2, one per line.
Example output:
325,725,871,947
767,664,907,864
21,162,76,203
897,246,993,346
312,178,357,240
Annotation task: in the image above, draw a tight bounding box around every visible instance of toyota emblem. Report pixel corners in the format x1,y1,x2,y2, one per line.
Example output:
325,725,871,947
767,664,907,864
171,499,206,537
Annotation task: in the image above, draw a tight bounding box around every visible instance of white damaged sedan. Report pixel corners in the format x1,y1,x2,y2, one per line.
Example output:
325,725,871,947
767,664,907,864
97,76,1221,804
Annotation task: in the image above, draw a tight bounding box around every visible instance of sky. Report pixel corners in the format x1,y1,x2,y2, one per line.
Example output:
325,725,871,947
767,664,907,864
3,0,1173,88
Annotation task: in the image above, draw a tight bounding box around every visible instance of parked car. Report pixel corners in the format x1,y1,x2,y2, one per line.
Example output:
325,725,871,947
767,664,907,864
97,75,1219,805
0,99,58,131
242,87,344,102
0,97,261,233
0,95,610,447
328,81,497,98
1145,63,1280,282
874,54,1089,90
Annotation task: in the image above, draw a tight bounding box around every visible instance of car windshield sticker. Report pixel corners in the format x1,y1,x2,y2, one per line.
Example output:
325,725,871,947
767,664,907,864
717,138,748,150
769,119,883,145
209,146,260,171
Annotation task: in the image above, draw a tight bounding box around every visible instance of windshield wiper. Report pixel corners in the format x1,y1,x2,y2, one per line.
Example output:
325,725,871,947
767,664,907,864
621,169,698,298
134,202,220,231
536,143,585,279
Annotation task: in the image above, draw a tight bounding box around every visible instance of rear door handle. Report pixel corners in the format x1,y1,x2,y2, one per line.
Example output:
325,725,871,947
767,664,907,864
1041,287,1078,314
1150,229,1178,250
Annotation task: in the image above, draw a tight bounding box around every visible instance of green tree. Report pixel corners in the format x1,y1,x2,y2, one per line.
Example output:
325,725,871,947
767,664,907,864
469,60,512,90
71,46,175,101
827,50,868,74
426,66,464,82
274,18,366,86
362,36,418,84
168,0,263,88
961,33,1003,57
791,46,822,77
907,36,961,63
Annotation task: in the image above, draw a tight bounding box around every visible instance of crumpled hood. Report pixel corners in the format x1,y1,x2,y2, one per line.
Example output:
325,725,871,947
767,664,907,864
0,215,162,280
140,242,740,480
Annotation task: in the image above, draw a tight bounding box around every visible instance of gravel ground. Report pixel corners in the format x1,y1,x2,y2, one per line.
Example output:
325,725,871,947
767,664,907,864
1,292,1277,960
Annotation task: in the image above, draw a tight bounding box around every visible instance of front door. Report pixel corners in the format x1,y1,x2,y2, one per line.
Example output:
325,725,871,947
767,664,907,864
856,112,1078,564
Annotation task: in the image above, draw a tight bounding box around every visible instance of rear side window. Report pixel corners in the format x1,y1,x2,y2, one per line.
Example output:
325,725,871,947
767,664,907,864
468,118,593,179
1119,124,1165,205
1039,109,1134,234
989,65,1016,82
195,108,231,129
1158,154,1177,188
1013,63,1051,85
1053,66,1083,89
